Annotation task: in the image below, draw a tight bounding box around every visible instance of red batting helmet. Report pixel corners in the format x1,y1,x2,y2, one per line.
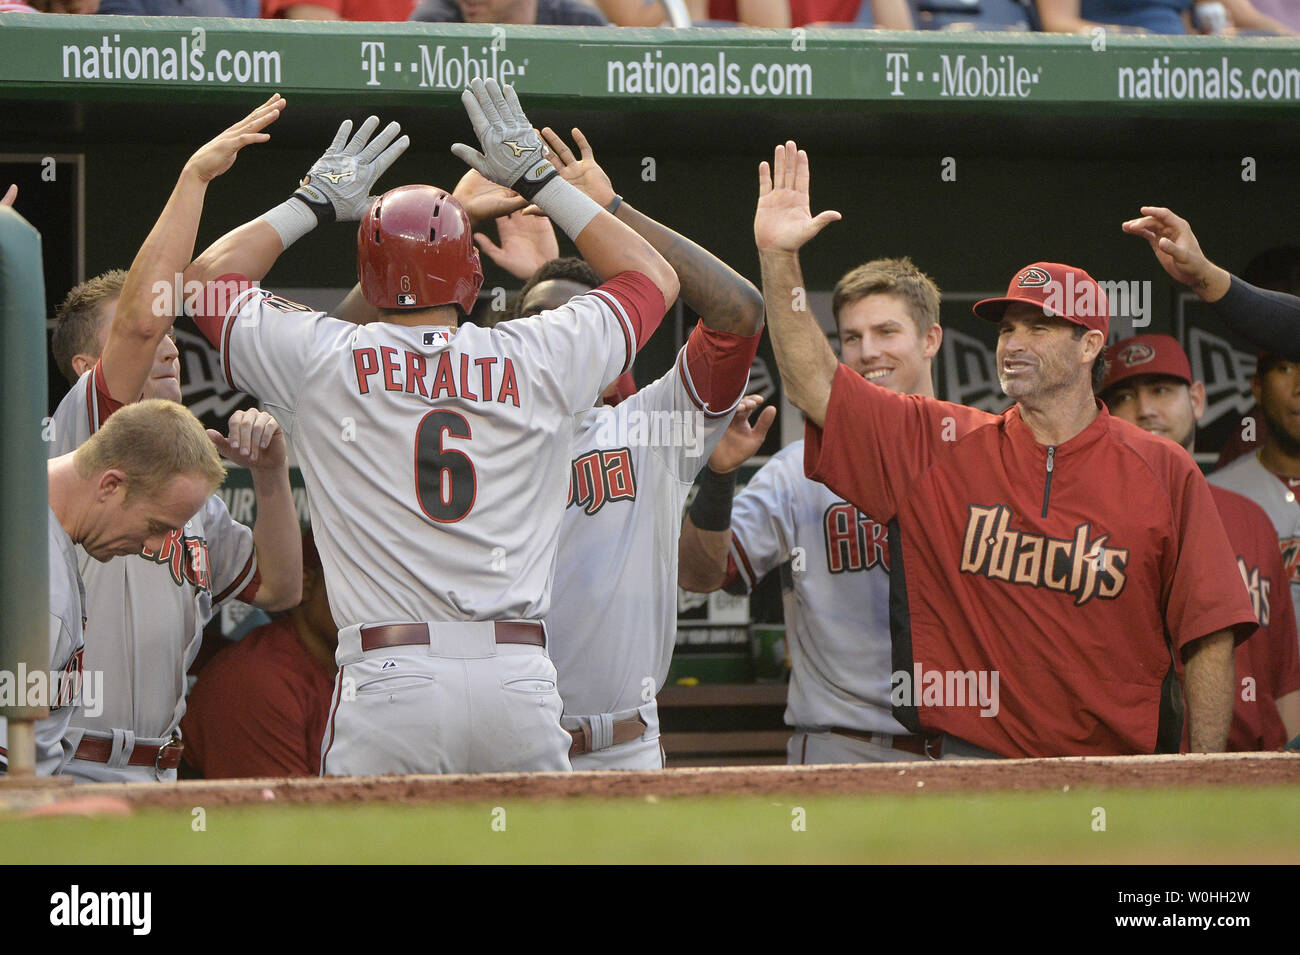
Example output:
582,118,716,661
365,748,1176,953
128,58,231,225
357,185,483,314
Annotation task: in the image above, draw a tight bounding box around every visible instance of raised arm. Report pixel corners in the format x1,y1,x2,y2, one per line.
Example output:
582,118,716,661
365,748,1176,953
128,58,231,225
678,395,775,592
754,141,841,427
1184,629,1235,752
186,115,409,288
451,78,679,311
539,126,764,336
101,95,282,403
1124,205,1300,358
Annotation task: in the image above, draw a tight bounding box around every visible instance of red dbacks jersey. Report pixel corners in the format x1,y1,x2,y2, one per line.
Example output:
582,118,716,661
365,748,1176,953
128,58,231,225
1208,485,1300,751
805,364,1257,757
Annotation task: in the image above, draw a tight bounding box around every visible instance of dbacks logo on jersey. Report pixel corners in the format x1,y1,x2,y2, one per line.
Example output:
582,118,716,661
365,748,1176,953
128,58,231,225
140,528,212,593
823,502,889,574
959,504,1130,606
1235,556,1272,627
567,447,636,515
1281,537,1299,589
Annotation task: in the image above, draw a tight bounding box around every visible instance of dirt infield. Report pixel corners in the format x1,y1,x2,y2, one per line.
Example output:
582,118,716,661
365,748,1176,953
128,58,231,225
1,752,1295,813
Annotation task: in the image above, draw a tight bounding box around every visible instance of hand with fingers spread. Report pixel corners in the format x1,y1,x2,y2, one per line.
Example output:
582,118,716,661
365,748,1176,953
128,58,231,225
452,77,558,200
208,408,287,471
755,140,841,254
1,184,15,208
295,115,410,224
1122,206,1230,301
536,126,617,209
185,94,285,183
474,210,560,281
708,395,777,475
452,167,528,225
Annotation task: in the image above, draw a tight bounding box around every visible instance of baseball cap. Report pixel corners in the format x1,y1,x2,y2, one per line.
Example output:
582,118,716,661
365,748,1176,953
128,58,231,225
1100,334,1192,394
974,262,1110,338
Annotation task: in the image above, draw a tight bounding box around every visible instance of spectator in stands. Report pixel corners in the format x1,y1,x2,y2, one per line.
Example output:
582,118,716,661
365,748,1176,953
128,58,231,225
688,0,910,27
1203,0,1295,34
1038,0,1286,33
97,0,256,14
20,0,99,11
0,1,41,12
411,0,607,23
1246,0,1300,31
181,533,337,779
269,0,414,20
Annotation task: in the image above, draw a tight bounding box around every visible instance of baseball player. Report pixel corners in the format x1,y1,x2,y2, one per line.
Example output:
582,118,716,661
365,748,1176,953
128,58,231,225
1124,206,1300,641
680,258,944,764
754,141,1255,757
489,126,763,770
180,79,679,775
46,97,303,783
1100,334,1300,750
1,400,226,776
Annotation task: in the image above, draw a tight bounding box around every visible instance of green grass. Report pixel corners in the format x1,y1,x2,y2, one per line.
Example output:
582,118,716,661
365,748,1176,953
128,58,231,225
3,786,1297,864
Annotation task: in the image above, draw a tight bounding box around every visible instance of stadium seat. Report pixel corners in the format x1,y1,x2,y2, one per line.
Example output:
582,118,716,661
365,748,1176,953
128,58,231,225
908,0,1041,31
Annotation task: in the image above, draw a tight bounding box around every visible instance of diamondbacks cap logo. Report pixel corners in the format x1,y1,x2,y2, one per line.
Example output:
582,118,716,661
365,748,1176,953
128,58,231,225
1017,267,1051,288
1117,342,1156,368
397,293,416,306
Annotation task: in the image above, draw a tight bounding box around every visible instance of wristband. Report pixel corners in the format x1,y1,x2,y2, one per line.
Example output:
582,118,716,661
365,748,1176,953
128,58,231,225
532,177,603,241
259,197,319,249
688,467,737,532
606,194,623,215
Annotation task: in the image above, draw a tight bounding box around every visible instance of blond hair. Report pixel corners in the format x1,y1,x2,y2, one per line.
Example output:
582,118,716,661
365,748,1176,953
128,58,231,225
75,399,225,502
832,257,941,334
52,270,127,385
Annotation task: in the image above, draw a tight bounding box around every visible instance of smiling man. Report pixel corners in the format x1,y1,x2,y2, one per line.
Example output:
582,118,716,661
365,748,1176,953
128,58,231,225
751,140,1256,758
679,258,945,764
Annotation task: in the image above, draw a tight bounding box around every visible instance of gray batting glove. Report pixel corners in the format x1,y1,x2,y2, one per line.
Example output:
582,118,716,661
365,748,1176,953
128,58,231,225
451,78,558,201
294,116,410,224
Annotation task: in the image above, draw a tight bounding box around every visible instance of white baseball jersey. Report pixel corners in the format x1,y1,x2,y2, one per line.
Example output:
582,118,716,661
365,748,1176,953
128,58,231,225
202,272,660,628
0,510,85,776
1209,452,1300,646
546,321,754,717
47,362,259,740
725,440,908,735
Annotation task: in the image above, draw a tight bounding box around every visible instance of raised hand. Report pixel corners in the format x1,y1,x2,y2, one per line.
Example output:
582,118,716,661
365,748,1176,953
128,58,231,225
708,395,777,474
537,126,617,208
1122,206,1219,291
755,141,840,254
295,115,410,224
185,94,284,183
451,78,557,200
207,408,286,470
474,209,560,281
452,167,528,225
1,184,15,208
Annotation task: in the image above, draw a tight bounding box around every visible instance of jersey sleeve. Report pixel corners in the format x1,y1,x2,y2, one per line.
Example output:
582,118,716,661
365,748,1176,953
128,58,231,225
1211,276,1300,361
726,449,800,593
202,494,260,607
804,362,993,521
624,321,759,484
1163,465,1260,657
191,272,347,422
506,271,667,415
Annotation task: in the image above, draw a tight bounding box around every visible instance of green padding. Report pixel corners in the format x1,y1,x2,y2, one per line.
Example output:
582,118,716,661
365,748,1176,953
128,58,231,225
0,206,50,720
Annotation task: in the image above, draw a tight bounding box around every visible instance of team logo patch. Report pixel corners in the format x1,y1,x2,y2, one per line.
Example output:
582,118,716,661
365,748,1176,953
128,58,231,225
1017,267,1051,288
1117,342,1155,368
263,293,313,313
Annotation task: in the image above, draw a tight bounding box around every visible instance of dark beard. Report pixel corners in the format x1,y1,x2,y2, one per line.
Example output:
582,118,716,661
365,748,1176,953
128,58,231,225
1260,402,1300,459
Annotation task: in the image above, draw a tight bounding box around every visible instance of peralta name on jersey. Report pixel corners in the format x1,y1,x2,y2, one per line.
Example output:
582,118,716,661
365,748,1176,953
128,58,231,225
352,347,520,406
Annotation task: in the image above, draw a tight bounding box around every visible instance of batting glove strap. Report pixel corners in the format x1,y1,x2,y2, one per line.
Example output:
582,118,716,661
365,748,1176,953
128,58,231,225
452,78,559,199
292,178,339,226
